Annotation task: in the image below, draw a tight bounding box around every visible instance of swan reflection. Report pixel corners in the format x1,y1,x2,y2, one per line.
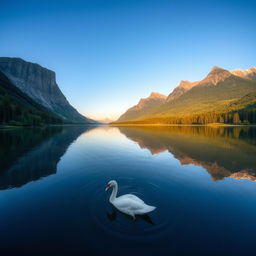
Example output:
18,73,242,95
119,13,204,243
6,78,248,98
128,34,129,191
107,206,154,225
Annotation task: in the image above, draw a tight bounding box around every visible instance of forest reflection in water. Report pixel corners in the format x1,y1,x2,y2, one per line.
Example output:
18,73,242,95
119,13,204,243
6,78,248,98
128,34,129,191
0,125,97,189
117,126,256,181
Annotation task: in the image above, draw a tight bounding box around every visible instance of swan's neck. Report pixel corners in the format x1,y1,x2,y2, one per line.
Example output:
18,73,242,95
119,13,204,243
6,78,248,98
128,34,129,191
109,183,118,203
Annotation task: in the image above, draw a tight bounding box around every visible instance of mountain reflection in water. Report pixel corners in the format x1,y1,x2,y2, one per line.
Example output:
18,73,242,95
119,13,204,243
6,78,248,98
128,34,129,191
117,126,256,181
0,126,97,189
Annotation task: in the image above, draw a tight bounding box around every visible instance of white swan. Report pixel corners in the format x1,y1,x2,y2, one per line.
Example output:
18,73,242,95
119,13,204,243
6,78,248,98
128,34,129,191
105,180,156,219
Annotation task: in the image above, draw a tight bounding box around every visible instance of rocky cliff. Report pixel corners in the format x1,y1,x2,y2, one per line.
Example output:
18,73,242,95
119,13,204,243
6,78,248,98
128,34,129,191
0,57,93,123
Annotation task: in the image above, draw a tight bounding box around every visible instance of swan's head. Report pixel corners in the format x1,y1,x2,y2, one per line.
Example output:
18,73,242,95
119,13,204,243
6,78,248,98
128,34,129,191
105,180,117,191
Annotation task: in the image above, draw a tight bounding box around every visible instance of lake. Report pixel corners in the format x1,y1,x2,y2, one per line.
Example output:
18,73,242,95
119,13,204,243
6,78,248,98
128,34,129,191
0,125,256,256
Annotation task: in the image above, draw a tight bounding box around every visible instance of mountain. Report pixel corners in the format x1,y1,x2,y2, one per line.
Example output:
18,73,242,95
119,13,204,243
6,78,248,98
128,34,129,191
0,70,62,125
114,66,256,124
117,92,167,122
155,67,256,115
166,66,232,102
0,57,94,124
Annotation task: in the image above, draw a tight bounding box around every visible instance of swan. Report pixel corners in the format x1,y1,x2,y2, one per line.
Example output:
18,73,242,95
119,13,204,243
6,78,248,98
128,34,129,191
105,180,156,219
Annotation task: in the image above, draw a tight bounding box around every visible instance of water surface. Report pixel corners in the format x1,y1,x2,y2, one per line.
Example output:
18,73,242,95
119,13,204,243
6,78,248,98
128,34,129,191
0,125,256,256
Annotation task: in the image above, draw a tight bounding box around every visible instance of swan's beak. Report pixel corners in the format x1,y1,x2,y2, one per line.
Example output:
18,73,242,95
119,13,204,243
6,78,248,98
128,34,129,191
105,185,110,191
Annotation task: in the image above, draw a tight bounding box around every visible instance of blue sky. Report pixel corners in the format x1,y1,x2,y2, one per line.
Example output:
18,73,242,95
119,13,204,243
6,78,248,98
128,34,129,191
0,0,255,120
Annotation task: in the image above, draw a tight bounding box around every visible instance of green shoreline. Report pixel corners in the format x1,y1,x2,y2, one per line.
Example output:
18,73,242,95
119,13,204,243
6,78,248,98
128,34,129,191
109,123,256,127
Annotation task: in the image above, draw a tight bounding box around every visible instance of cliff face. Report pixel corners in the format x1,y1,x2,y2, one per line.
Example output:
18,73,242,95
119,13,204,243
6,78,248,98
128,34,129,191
0,57,93,123
0,70,63,125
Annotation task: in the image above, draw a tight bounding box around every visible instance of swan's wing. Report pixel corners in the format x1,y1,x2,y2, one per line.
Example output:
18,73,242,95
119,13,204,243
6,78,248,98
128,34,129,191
113,198,156,216
118,194,144,204
114,198,145,211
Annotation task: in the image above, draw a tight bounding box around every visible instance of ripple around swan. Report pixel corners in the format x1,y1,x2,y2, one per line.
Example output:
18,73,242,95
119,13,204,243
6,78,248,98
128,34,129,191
89,179,175,241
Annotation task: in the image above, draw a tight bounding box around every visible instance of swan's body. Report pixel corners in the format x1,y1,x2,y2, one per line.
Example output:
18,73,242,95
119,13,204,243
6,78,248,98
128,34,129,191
105,180,156,218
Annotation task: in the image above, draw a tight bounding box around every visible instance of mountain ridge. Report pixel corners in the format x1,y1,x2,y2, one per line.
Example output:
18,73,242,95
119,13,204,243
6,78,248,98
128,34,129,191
114,66,256,124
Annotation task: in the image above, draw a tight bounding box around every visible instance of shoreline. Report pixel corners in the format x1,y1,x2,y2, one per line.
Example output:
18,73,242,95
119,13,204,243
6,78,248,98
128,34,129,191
0,123,100,130
1,123,256,129
109,123,256,127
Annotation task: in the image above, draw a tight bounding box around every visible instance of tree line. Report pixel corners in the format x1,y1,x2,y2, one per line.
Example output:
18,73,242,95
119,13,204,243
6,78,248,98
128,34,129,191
0,94,63,126
115,108,256,125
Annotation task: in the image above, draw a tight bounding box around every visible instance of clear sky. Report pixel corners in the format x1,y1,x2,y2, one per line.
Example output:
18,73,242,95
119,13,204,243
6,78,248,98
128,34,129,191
0,0,255,120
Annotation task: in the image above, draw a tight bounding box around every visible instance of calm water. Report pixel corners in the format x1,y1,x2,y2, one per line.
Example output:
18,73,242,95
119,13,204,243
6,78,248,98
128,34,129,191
0,125,256,256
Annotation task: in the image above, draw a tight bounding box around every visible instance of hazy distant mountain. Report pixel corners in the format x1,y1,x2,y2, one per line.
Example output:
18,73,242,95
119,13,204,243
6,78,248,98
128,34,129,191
0,57,95,124
114,66,256,124
96,118,114,124
117,92,166,122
